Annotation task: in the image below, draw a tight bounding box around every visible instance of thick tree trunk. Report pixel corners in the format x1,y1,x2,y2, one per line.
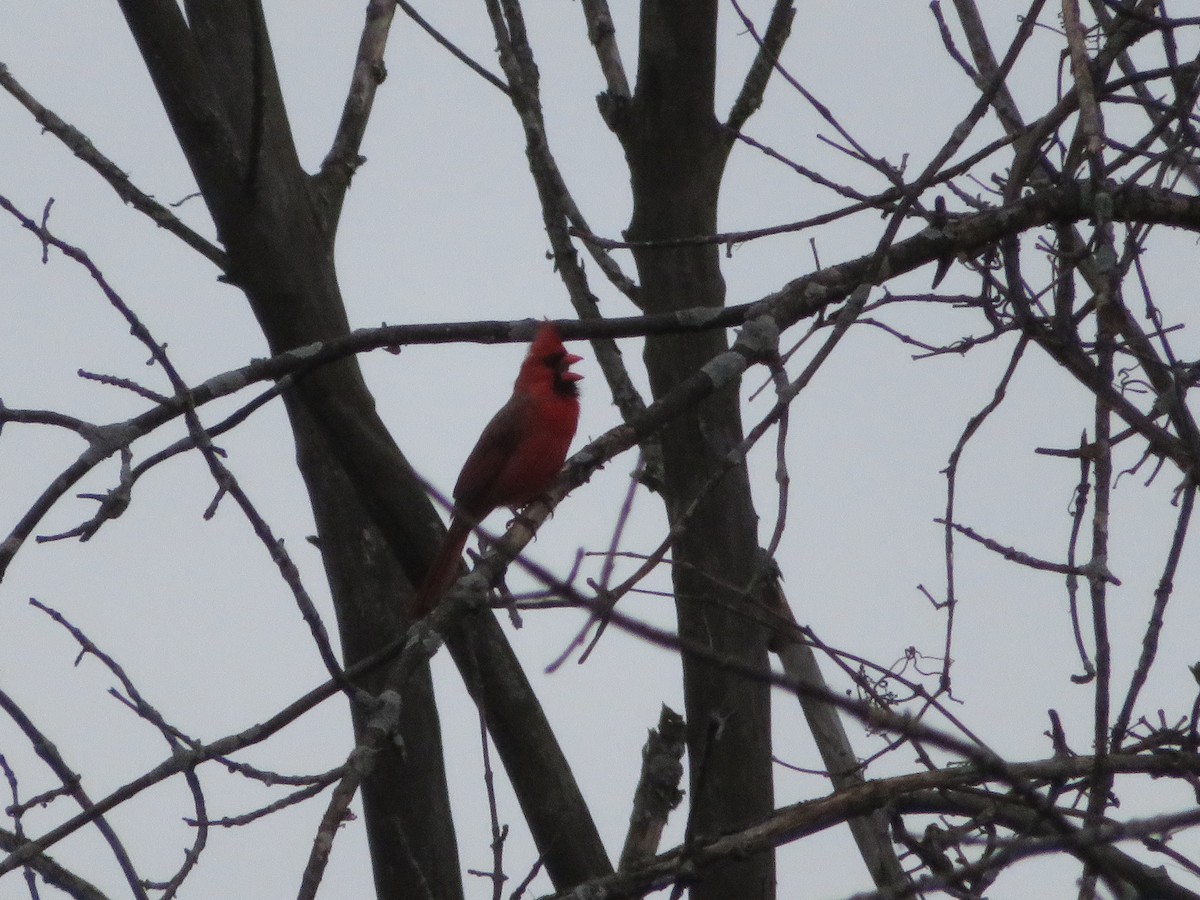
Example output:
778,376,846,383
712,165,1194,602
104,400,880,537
115,3,464,897
615,4,776,897
295,418,463,898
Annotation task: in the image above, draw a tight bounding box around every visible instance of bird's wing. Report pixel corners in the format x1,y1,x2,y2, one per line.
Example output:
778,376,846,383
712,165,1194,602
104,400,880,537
452,393,529,514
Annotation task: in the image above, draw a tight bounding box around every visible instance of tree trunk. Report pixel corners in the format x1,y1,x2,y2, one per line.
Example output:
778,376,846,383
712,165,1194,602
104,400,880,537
115,2,464,896
615,4,776,897
297,419,463,897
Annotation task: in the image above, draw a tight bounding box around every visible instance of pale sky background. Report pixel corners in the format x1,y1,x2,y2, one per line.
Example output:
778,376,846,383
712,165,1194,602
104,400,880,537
1,2,1198,898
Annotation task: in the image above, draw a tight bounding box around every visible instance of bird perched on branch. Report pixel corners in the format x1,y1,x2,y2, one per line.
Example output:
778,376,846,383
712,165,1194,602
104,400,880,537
411,323,583,617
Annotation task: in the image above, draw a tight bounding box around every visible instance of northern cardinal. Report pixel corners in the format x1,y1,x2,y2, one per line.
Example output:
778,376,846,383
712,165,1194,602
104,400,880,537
411,323,583,617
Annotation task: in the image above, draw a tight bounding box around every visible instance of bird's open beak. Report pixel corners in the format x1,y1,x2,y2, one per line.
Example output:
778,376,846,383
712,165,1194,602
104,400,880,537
561,352,584,381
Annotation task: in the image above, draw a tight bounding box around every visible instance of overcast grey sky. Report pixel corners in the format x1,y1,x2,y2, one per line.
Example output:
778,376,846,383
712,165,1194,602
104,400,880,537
2,2,1199,898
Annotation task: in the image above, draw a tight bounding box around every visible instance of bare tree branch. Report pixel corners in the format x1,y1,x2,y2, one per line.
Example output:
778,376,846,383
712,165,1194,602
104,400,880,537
0,62,227,268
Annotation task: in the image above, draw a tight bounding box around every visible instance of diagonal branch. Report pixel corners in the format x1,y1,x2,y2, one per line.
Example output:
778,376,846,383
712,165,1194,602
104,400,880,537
317,0,400,213
579,0,630,101
0,689,149,900
0,828,112,900
0,61,227,268
937,518,1122,584
399,1,509,94
1112,483,1197,745
725,0,795,135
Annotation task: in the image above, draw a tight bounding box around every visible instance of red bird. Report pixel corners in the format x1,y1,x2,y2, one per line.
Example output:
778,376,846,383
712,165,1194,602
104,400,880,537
411,323,583,617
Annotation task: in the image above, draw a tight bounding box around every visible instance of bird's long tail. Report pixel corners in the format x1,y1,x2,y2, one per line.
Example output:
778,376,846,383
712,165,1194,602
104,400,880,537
410,515,473,617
